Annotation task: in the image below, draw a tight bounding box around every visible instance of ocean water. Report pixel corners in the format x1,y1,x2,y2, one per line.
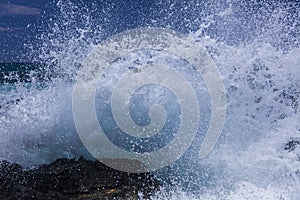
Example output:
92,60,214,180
0,0,300,199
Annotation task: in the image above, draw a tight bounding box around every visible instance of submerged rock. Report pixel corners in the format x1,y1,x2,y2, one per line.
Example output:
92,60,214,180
0,157,160,200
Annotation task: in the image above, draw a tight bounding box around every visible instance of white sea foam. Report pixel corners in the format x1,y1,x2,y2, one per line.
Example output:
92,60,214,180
0,0,299,199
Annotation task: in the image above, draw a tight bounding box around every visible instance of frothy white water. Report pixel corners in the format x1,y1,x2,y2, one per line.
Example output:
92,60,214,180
0,82,91,166
151,180,298,200
0,0,299,199
148,40,300,199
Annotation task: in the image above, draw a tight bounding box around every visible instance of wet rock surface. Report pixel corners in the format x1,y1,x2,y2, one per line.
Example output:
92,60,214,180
284,137,300,152
0,157,160,200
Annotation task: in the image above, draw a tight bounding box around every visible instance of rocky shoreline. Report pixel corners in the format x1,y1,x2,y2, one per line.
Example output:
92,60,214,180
1,138,298,200
0,157,160,200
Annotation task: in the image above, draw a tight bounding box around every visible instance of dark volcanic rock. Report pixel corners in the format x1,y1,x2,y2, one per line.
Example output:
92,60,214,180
284,138,300,152
0,157,160,200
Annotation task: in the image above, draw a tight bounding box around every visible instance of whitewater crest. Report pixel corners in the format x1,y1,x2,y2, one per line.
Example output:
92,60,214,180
0,0,299,199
